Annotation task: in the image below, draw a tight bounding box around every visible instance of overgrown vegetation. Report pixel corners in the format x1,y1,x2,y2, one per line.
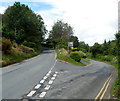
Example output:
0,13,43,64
1,2,46,67
1,37,42,67
115,32,120,99
70,51,81,62
1,2,119,99
87,34,120,99
56,48,87,66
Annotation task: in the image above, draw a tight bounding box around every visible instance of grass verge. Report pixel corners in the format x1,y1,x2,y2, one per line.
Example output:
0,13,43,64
2,51,40,67
87,53,119,99
56,49,88,66
81,58,90,64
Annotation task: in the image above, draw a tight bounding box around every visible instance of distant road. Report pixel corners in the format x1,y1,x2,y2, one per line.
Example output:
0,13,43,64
1,50,117,100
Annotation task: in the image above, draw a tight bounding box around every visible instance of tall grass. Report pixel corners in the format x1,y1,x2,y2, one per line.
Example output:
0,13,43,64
2,51,38,67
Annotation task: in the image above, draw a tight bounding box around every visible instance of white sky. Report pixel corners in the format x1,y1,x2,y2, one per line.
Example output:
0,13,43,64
0,0,119,46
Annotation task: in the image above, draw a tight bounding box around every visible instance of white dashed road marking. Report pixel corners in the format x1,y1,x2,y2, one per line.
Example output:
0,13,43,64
55,71,58,74
39,92,47,98
51,77,56,80
40,79,45,84
48,70,52,74
44,85,51,90
53,74,57,77
34,84,41,89
46,73,49,76
27,90,36,97
26,52,58,98
43,76,47,80
48,80,53,84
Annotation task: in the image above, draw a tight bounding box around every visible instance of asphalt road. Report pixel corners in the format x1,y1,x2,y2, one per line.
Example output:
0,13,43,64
1,50,116,100
2,50,56,99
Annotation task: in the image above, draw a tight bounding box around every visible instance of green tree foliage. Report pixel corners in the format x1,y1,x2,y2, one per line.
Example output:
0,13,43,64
91,43,102,57
2,2,46,45
103,39,109,55
79,41,89,52
0,14,2,36
69,36,79,48
108,40,117,55
115,33,120,75
49,20,74,48
70,51,81,62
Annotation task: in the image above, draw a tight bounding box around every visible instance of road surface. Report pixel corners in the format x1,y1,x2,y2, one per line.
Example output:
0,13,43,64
1,50,117,100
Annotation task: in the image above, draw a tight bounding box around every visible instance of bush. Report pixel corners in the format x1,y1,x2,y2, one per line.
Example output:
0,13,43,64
20,45,34,53
99,55,112,62
71,48,79,51
79,51,87,58
23,41,36,48
2,38,12,54
70,52,81,62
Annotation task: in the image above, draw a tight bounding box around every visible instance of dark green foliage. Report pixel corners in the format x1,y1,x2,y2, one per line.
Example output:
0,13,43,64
79,41,89,52
56,38,68,49
69,36,79,48
115,33,120,69
91,43,102,57
49,20,74,48
115,33,120,93
0,14,2,35
20,45,34,53
2,38,12,54
79,51,87,58
23,41,36,48
2,2,46,44
103,40,109,55
70,52,81,62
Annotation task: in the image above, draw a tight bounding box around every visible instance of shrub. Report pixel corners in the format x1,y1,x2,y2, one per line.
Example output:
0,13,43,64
70,52,81,62
100,55,112,62
71,48,79,51
111,57,118,64
2,38,12,54
79,51,87,58
20,45,34,53
23,41,36,48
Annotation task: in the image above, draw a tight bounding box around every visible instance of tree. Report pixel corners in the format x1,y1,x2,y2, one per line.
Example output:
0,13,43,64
91,43,102,57
69,36,79,48
0,14,2,36
2,2,46,45
49,20,74,48
115,33,120,77
79,41,89,52
103,39,109,55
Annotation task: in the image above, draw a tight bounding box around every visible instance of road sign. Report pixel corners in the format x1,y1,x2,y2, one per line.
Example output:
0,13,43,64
68,42,73,47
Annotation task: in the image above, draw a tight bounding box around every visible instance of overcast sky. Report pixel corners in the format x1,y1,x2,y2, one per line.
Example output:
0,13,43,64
0,0,119,46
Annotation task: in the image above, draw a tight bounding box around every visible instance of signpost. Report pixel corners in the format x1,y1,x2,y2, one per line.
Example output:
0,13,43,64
68,42,73,52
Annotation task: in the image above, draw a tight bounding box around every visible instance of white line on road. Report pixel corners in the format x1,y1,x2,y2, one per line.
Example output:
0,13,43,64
40,79,45,84
48,70,52,74
43,76,47,80
55,71,58,74
44,85,51,90
53,74,57,77
51,77,56,80
50,60,57,71
27,90,36,97
39,92,47,98
34,84,41,89
48,80,53,84
46,73,50,77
